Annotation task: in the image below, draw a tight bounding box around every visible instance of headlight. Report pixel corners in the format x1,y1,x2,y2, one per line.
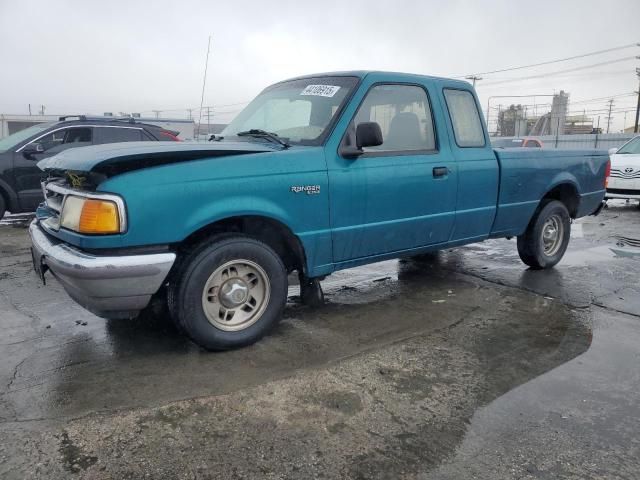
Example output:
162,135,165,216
60,195,122,234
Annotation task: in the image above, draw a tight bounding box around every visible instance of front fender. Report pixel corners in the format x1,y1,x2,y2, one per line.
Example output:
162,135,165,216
183,196,295,240
93,148,333,275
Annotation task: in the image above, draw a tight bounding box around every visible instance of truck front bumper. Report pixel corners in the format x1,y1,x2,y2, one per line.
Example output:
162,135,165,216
29,220,176,319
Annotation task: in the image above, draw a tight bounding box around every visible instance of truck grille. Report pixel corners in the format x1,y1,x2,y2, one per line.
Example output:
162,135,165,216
610,168,640,179
43,182,65,213
40,179,70,230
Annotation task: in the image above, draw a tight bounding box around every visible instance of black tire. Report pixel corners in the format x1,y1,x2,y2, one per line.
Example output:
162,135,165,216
517,200,571,270
0,194,5,221
168,235,287,350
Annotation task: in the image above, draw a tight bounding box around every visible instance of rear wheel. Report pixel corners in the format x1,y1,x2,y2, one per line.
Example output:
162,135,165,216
169,235,287,350
0,194,5,221
517,200,571,269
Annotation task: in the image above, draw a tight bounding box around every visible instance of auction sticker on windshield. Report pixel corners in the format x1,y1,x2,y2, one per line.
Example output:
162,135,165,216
300,85,341,97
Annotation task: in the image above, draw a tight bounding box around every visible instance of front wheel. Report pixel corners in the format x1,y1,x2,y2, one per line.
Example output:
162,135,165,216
169,235,287,350
517,200,571,269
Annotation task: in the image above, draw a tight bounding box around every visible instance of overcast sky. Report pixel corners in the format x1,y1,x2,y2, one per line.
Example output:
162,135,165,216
1,0,639,131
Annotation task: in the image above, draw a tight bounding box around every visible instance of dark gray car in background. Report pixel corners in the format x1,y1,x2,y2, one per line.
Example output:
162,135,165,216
0,116,180,219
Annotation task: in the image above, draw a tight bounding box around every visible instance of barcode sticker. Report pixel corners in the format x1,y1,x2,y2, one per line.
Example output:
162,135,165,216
300,85,341,97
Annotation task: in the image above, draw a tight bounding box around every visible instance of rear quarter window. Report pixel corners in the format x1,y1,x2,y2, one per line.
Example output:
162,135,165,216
95,127,144,144
443,89,485,148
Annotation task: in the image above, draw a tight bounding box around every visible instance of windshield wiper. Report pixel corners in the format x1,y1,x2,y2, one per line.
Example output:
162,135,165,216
236,129,290,148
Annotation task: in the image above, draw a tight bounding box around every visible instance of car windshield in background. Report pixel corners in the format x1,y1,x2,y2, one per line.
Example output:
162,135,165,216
492,138,525,148
0,122,55,153
222,76,359,146
617,136,640,154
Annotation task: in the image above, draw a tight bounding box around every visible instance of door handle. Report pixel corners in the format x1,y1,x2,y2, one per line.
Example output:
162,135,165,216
433,167,448,178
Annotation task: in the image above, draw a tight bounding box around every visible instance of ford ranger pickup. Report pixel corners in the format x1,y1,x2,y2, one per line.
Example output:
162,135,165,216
29,71,610,350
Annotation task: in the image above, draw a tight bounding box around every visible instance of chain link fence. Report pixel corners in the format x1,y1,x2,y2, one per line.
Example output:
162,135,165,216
492,133,636,150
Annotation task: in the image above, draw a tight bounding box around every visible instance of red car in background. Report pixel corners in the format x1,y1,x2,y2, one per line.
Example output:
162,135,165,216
492,137,543,148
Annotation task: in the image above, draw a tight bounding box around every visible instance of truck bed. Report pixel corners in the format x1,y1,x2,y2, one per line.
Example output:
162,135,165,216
490,148,608,238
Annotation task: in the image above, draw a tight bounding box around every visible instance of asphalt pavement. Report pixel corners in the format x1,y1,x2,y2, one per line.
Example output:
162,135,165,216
0,200,638,479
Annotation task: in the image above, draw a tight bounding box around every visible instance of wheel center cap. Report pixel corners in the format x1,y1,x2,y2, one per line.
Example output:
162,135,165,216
219,279,249,308
545,226,556,239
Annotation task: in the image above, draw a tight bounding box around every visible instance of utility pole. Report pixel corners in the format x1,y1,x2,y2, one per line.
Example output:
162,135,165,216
466,75,482,88
187,108,193,120
634,67,640,133
198,35,212,141
605,99,614,134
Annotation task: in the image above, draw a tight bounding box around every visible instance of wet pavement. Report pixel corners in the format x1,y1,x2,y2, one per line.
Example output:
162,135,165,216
0,201,639,479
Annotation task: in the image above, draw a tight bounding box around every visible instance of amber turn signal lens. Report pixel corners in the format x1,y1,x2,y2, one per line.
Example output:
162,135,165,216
78,199,120,234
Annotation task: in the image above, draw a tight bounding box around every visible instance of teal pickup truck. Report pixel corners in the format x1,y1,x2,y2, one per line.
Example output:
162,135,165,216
30,71,609,350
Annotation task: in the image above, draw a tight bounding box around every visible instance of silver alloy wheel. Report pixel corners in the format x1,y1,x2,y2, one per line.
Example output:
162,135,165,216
201,259,271,331
541,214,564,256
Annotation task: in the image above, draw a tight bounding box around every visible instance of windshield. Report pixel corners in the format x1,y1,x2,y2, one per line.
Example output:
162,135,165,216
492,138,524,148
617,136,640,154
0,122,55,153
222,76,359,146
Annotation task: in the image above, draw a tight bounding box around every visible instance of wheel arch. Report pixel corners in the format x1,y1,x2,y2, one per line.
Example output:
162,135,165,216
0,177,19,212
540,181,580,218
177,215,308,276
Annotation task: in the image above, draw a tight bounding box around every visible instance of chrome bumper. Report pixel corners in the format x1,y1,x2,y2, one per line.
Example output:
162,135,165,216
29,220,176,319
605,191,640,200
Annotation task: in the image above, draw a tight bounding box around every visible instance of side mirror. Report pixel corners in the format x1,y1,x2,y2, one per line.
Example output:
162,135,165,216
22,143,44,159
608,147,618,156
356,122,383,149
341,122,384,159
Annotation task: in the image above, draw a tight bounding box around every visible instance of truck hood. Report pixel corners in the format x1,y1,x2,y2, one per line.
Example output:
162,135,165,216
37,141,280,176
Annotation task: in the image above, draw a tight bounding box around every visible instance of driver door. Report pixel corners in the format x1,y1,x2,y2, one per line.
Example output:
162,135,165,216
327,82,457,265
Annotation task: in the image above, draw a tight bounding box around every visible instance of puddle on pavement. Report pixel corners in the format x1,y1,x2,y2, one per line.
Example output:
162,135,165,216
561,245,617,266
1,245,594,430
1,236,603,480
25,278,593,479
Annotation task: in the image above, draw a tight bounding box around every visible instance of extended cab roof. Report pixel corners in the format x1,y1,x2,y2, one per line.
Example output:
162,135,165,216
276,70,472,89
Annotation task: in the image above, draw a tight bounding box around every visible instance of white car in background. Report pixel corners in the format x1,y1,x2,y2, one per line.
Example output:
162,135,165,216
607,136,640,202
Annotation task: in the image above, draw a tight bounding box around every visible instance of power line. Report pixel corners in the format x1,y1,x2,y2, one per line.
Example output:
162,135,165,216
457,42,639,78
480,56,638,87
485,69,633,81
209,100,251,108
570,92,636,105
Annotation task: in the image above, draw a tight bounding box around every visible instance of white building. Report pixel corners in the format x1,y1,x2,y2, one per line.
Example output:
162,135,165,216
0,114,59,139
